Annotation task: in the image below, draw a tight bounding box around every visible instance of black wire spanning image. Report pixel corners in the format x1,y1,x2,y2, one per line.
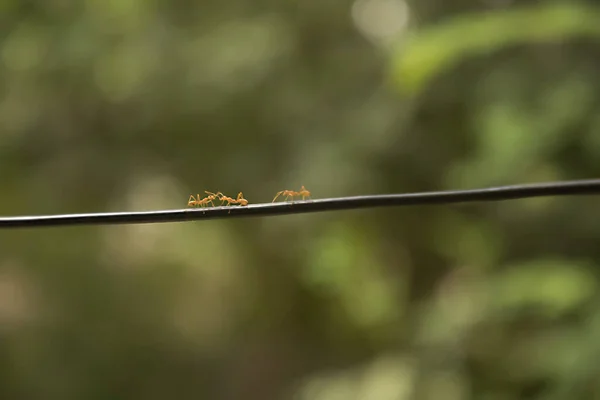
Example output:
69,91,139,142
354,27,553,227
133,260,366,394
0,179,599,229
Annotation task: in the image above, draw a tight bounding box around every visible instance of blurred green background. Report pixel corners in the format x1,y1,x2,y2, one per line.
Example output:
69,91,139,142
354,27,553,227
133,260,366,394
1,0,600,399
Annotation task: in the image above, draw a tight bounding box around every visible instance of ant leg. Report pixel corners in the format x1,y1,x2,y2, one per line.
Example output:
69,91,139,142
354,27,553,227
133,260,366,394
273,191,284,202
188,195,197,207
209,200,216,211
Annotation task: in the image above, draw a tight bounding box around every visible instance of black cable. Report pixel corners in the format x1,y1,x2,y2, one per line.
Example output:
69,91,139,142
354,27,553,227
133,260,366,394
0,179,599,229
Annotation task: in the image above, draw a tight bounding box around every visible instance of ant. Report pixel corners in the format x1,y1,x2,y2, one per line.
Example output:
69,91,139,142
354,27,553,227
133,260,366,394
296,185,311,201
188,191,221,208
206,191,248,213
272,185,311,203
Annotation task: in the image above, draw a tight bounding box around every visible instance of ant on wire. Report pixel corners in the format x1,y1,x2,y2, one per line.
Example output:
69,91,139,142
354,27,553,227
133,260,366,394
206,191,248,213
272,185,311,203
188,191,221,208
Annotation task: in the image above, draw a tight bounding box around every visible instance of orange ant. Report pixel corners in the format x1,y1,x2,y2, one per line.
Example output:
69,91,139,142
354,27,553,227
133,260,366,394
272,185,311,202
296,185,311,201
188,191,221,208
206,191,248,213
272,190,295,202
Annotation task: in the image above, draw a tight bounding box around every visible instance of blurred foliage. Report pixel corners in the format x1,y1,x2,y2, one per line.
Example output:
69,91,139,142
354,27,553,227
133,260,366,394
391,2,600,94
1,0,600,399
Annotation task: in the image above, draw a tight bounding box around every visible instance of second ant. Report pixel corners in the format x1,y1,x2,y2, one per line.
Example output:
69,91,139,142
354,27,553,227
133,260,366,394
206,191,249,213
272,185,311,203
